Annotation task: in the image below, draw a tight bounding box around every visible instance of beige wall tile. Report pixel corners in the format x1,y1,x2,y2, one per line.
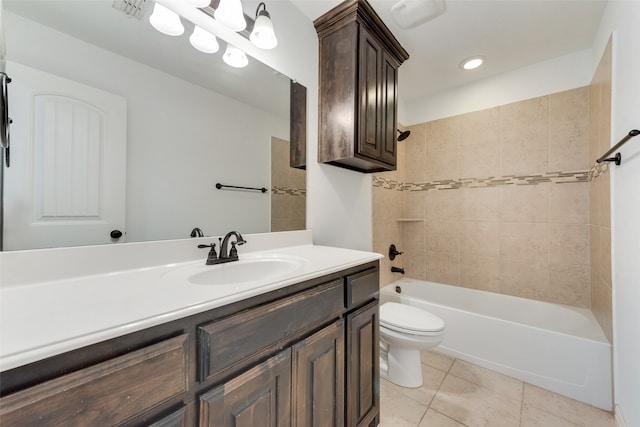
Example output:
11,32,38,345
460,221,501,257
404,250,427,281
460,187,500,222
500,184,549,223
426,221,460,254
460,107,501,179
428,116,460,151
426,190,460,222
549,182,589,224
549,224,590,266
549,264,590,308
598,170,611,227
500,259,549,300
403,190,426,219
589,224,601,278
460,255,500,293
591,271,613,343
404,123,427,182
500,96,549,175
599,226,612,285
426,117,460,181
500,223,548,263
402,221,426,254
589,83,601,165
549,87,589,171
589,180,600,227
426,250,460,286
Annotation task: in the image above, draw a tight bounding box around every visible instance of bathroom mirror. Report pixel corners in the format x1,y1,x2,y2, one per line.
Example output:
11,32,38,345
1,0,306,250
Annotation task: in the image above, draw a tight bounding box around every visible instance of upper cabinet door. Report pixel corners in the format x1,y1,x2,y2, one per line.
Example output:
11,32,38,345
358,27,382,162
315,0,408,173
4,61,127,250
380,51,399,166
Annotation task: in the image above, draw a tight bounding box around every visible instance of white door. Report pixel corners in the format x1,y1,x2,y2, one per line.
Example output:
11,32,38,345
4,61,127,250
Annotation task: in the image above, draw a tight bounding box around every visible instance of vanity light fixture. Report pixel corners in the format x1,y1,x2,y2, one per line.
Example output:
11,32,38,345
250,2,278,49
214,0,247,32
223,45,249,68
189,25,220,53
460,55,485,70
187,0,211,7
149,2,184,36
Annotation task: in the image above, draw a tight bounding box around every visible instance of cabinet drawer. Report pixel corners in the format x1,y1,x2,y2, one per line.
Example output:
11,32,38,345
0,334,189,426
198,280,343,382
345,267,379,309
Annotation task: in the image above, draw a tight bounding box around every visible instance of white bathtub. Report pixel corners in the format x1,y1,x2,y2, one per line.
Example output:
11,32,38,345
380,278,612,410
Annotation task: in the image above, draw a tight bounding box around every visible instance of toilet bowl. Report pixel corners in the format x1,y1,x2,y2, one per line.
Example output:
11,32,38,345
379,301,445,388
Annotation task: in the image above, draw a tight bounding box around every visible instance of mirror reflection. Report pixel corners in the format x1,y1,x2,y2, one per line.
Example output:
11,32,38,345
1,0,305,251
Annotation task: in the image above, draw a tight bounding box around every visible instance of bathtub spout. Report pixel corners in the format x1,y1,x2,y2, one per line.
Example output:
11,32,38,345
391,266,405,274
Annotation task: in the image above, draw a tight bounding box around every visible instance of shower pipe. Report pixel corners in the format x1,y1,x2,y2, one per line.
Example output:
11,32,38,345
215,183,268,193
596,129,640,166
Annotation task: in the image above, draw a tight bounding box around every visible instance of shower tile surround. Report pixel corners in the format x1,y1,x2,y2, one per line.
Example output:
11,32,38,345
271,136,306,232
373,83,612,324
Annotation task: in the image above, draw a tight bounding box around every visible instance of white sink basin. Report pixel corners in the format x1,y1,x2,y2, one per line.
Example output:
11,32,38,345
162,254,308,286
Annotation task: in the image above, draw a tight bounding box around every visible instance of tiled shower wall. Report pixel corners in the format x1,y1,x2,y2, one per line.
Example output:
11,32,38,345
589,38,613,342
373,86,594,308
271,137,306,232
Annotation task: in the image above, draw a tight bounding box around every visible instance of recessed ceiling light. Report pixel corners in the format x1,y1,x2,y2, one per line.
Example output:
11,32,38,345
460,56,486,70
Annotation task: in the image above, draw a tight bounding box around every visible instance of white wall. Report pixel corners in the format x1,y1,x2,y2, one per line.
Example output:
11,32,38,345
592,2,640,426
5,12,288,243
400,49,593,125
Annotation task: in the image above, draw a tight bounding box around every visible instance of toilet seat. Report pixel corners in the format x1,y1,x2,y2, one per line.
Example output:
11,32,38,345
380,302,444,336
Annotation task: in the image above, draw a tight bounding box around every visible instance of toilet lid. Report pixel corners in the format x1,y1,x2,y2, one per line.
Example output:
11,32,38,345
380,302,445,334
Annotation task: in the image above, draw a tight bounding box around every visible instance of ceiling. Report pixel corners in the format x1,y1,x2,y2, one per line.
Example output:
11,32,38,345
291,0,607,102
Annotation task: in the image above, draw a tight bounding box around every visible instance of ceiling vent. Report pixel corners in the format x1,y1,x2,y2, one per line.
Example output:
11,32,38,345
390,0,445,29
112,0,151,20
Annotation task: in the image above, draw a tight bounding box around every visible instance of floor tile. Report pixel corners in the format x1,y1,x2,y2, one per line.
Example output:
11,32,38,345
421,349,455,372
523,384,615,427
448,359,523,403
383,364,447,406
380,379,429,426
418,409,467,427
520,403,579,427
430,375,521,427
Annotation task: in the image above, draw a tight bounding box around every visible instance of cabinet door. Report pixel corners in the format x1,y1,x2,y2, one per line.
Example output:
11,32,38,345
358,27,382,161
380,51,398,166
292,321,345,427
346,301,380,427
199,350,292,427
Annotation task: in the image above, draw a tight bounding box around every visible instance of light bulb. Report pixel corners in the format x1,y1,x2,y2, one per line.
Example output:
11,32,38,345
223,45,249,68
250,6,277,49
214,0,246,32
149,2,184,36
189,26,219,53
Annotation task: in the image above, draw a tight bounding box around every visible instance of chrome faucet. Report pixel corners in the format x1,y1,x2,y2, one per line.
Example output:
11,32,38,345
197,231,246,265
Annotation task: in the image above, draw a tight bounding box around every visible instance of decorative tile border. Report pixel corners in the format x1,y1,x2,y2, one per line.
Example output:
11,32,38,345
373,170,590,191
271,186,306,196
589,161,609,181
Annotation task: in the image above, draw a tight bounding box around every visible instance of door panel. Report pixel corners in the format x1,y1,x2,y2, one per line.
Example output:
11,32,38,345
4,61,126,249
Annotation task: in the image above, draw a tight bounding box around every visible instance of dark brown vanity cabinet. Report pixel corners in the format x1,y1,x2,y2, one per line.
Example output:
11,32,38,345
315,0,409,173
0,261,380,427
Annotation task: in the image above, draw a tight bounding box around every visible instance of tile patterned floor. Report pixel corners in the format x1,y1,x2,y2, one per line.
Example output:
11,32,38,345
380,350,616,427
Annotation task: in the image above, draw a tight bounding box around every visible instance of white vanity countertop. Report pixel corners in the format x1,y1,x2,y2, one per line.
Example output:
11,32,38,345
0,231,382,372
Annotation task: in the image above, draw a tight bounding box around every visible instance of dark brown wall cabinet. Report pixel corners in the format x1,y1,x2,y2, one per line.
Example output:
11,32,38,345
315,0,409,173
0,261,380,427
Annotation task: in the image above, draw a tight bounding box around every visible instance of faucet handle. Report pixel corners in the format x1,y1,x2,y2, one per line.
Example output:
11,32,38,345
229,241,238,257
198,243,218,261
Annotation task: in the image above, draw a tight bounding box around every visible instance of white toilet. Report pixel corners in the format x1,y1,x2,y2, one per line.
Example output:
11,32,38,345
379,302,445,388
